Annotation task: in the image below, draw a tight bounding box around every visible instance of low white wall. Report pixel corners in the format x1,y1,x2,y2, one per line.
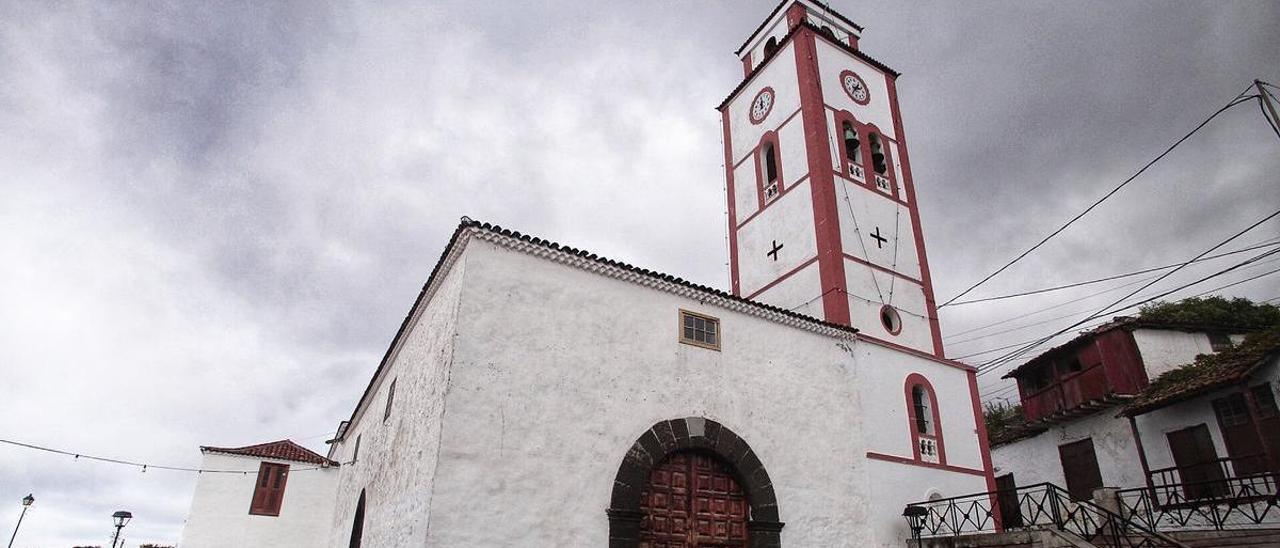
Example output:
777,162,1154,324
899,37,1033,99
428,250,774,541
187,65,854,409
180,452,337,548
1132,329,1217,379
991,410,1145,492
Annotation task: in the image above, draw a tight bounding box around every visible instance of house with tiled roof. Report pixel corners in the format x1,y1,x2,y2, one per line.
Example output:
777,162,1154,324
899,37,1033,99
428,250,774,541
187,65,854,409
989,318,1279,529
180,439,338,547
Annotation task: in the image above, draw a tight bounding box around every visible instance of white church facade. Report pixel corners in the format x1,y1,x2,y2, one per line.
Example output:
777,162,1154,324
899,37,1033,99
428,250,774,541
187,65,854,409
180,2,996,547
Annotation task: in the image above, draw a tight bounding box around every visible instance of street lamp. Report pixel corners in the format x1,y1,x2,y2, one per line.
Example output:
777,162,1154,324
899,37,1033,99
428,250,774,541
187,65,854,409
902,505,929,546
110,510,132,548
7,494,34,548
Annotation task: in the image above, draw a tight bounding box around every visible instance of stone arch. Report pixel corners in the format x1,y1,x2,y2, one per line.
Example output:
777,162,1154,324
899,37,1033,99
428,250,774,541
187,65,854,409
606,417,784,548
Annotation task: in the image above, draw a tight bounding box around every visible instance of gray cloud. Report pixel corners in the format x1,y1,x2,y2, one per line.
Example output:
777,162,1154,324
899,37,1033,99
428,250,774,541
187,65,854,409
2,0,1278,543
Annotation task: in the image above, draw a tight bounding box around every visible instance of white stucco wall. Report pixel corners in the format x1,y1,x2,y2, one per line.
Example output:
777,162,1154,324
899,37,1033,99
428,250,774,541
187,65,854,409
385,238,988,547
324,255,467,547
180,452,337,548
726,42,800,165
991,410,1146,493
1133,329,1218,379
737,177,818,298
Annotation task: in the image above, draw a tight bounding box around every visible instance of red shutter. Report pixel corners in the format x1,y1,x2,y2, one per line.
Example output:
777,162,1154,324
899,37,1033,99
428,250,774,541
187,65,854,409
249,462,289,516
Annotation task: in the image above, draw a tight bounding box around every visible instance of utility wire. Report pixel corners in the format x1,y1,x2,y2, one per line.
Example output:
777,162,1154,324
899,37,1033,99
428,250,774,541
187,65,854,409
0,438,330,474
978,233,1280,376
940,86,1260,308
950,252,1280,346
943,239,1280,307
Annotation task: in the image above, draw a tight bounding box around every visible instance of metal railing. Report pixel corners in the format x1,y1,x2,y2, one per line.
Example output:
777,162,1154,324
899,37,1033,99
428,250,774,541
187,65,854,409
906,482,1183,547
1147,455,1269,490
1118,472,1280,531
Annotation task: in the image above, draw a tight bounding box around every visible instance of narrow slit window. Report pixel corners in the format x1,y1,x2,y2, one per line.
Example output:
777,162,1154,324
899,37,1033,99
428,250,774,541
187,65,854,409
763,142,778,183
679,310,721,350
912,385,933,435
383,378,396,422
353,434,361,463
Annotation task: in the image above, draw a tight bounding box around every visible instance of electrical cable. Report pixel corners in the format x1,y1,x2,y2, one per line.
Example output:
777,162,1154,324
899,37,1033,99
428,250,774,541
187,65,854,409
943,239,1280,308
977,235,1280,376
0,438,331,474
940,85,1260,308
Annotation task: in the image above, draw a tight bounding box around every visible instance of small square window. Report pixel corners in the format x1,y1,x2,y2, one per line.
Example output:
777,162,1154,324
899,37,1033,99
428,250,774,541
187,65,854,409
679,310,721,351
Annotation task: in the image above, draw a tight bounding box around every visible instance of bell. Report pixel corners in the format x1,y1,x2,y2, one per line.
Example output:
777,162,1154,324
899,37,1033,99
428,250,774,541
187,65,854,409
872,153,886,174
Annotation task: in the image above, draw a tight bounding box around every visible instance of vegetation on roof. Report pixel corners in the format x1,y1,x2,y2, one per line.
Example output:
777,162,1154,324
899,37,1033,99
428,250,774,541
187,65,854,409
1127,325,1280,414
1138,296,1280,329
983,400,1027,445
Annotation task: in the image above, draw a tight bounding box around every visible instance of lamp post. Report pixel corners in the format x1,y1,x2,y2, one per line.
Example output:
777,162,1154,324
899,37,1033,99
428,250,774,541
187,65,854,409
902,505,929,546
7,494,34,548
110,510,132,548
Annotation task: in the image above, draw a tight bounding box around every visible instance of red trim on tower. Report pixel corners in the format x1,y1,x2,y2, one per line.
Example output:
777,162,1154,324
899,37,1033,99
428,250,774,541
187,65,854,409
856,334,976,372
744,256,819,301
864,451,986,477
905,373,947,464
885,76,944,357
847,33,859,50
723,109,742,296
793,27,850,326
741,52,753,77
967,370,1002,528
785,2,806,27
841,253,923,285
736,175,810,230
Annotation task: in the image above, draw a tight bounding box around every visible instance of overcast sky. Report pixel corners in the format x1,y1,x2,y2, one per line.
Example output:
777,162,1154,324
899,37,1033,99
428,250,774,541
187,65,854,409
2,1,1278,544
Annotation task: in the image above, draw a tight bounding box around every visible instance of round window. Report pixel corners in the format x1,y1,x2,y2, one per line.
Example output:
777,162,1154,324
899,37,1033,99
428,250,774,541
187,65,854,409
880,305,902,335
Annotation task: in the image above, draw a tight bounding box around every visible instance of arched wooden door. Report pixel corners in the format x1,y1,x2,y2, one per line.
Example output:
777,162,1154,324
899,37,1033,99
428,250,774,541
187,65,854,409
638,451,748,548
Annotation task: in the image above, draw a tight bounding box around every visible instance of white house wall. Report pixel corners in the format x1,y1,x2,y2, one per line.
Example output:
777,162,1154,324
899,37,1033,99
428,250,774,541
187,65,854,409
991,410,1146,492
1133,329,1218,379
325,255,467,547
414,239,984,547
180,453,337,548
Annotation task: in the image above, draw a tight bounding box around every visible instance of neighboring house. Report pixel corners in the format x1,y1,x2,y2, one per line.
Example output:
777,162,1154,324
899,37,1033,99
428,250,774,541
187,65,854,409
179,440,338,548
990,317,1278,505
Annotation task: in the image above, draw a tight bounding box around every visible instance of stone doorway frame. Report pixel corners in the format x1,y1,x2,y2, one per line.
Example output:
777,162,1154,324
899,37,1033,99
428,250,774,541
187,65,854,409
606,417,784,548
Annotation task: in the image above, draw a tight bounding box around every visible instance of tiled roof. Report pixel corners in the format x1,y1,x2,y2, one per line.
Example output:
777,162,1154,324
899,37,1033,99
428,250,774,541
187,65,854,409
1122,326,1280,417
1002,316,1260,379
201,439,336,466
336,217,873,442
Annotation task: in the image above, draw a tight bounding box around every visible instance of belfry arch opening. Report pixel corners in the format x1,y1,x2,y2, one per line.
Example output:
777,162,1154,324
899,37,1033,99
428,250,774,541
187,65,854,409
607,417,784,548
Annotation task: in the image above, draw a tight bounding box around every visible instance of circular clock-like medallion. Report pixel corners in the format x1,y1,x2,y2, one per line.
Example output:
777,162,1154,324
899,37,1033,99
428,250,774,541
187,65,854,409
749,87,775,124
840,70,871,105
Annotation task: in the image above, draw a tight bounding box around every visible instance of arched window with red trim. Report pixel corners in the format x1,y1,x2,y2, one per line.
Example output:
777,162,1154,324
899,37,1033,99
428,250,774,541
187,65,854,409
905,373,946,465
755,133,784,206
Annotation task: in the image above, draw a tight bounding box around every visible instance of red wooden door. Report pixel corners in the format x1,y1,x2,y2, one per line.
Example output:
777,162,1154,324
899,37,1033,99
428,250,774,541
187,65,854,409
1167,424,1227,499
639,451,748,548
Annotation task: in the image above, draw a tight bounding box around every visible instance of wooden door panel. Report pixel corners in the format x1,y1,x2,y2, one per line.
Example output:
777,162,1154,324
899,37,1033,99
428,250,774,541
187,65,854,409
1167,424,1227,498
640,451,747,548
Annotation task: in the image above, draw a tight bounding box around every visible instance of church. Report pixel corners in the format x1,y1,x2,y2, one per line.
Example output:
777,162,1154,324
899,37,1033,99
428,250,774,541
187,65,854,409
180,2,995,546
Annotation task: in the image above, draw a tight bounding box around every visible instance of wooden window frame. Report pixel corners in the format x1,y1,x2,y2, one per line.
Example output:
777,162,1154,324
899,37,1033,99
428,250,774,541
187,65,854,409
248,462,289,516
678,309,721,351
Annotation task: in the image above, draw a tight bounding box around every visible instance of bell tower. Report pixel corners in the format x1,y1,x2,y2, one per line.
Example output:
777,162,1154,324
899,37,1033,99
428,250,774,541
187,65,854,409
719,1,944,357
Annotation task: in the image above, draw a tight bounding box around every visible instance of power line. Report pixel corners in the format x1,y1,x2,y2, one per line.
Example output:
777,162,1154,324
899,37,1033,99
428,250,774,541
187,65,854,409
949,253,1280,347
940,85,1260,308
0,438,331,474
943,239,1280,308
978,232,1280,376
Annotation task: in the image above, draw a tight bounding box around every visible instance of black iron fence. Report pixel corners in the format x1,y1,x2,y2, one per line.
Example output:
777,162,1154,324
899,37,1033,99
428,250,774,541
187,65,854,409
906,482,1181,547
1118,472,1280,531
1147,455,1270,490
